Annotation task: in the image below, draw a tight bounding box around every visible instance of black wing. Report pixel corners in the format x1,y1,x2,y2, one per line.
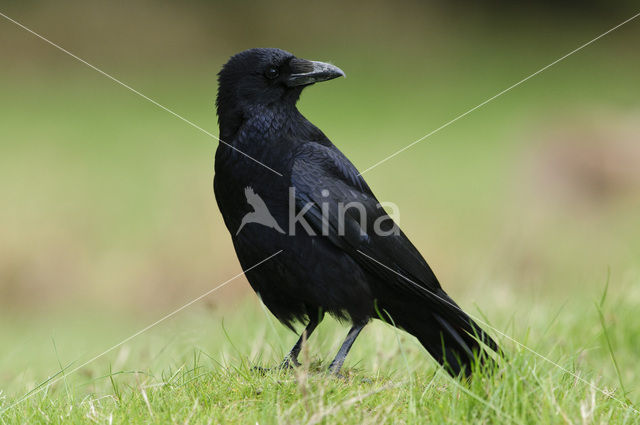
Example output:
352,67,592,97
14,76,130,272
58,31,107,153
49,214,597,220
291,141,443,295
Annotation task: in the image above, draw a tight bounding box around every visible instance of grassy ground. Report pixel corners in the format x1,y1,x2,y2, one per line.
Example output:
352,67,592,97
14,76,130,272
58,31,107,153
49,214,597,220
1,286,639,424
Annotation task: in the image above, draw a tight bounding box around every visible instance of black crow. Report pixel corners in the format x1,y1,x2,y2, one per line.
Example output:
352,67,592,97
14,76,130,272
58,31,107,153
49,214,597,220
214,48,499,377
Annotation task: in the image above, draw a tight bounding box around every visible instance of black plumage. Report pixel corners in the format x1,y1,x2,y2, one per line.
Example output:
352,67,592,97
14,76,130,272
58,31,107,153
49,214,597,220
214,48,499,376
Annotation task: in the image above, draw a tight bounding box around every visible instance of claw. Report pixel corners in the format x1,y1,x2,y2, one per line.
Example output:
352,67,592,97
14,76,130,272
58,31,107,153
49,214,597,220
251,358,300,375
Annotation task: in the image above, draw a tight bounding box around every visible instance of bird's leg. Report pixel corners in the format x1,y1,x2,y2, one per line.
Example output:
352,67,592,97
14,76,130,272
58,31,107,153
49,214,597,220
280,311,323,369
328,322,366,375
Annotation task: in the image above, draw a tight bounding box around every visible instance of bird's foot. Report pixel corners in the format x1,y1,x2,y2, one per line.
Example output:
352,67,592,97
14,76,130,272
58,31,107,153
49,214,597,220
251,366,271,375
252,357,301,375
279,357,301,370
327,356,343,372
327,362,344,378
327,366,370,383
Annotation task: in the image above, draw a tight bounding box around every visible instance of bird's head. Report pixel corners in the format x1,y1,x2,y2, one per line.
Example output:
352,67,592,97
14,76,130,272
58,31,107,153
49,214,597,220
216,48,345,136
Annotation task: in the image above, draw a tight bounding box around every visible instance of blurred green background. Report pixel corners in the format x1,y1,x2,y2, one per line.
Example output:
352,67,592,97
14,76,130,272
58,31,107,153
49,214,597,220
1,0,639,399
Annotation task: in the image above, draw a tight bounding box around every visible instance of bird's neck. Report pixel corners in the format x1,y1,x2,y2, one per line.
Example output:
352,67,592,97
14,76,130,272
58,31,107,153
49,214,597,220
219,103,302,142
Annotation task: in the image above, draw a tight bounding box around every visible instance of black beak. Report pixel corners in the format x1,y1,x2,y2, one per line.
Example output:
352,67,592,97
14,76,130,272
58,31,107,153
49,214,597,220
287,58,345,87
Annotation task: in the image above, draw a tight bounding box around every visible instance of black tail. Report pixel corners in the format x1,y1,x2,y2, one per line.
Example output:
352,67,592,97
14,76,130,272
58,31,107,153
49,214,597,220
381,289,500,377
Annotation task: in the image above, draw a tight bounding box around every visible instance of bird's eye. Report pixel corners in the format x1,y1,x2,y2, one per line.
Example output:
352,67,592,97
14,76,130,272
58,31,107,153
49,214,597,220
265,67,279,80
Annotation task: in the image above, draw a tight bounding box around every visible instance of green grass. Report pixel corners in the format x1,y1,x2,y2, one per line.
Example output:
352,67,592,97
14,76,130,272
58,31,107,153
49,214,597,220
1,286,639,424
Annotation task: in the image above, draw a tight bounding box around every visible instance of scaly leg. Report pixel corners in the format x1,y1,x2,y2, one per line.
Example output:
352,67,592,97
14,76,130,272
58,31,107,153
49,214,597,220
328,322,366,374
280,311,324,368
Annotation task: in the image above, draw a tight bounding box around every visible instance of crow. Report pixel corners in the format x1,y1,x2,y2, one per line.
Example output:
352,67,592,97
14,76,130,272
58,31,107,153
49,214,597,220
214,48,499,377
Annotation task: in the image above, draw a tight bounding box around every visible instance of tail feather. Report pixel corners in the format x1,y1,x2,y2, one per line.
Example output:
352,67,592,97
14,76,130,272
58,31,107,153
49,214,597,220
383,289,501,377
431,312,498,376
